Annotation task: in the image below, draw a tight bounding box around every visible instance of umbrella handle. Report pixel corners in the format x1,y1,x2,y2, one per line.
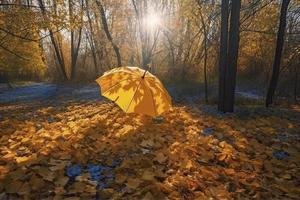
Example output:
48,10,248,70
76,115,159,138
142,70,147,79
142,64,151,79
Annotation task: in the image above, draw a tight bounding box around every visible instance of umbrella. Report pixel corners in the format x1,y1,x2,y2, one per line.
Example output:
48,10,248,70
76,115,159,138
96,66,172,116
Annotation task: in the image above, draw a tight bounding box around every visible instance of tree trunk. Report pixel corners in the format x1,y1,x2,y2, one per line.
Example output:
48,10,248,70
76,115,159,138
69,0,83,80
223,0,241,112
218,0,229,111
266,0,290,107
96,0,122,67
294,63,299,103
49,32,68,80
198,10,209,103
0,73,12,88
37,0,68,81
203,33,208,103
87,33,100,75
218,0,241,112
86,0,100,75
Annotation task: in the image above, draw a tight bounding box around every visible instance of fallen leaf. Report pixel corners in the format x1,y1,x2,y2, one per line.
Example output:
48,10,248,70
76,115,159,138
115,174,127,184
142,170,155,181
154,152,167,164
98,189,114,199
140,139,155,148
29,175,45,190
0,166,10,179
18,182,31,195
185,159,194,170
15,156,30,164
71,182,86,193
126,178,141,189
5,180,23,193
54,177,69,187
36,167,55,181
142,192,156,200
54,186,65,195
64,197,80,200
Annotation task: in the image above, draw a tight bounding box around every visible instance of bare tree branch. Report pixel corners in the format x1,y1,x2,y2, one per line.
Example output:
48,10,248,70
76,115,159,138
0,44,28,60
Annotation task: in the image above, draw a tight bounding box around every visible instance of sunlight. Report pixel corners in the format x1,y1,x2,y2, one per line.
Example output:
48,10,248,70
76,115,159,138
143,12,162,30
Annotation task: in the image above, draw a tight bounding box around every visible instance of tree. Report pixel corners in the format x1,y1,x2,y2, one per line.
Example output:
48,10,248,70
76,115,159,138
69,0,83,80
218,0,241,112
131,0,162,69
218,0,229,112
265,0,291,107
37,0,68,81
294,59,299,103
0,1,46,81
86,0,100,76
96,0,122,67
195,0,216,103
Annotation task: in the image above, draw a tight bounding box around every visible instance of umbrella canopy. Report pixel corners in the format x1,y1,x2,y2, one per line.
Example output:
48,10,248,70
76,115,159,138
96,66,172,116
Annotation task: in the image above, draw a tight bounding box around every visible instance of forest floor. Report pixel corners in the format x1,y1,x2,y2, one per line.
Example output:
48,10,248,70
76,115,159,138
0,83,300,199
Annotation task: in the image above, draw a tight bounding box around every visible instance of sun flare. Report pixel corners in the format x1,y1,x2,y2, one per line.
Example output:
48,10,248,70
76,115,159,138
143,12,162,30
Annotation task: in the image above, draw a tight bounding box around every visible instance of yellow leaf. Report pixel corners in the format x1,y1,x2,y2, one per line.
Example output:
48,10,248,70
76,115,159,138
18,182,31,195
185,160,194,170
64,197,80,200
98,189,114,199
218,153,227,161
36,167,55,181
54,177,69,187
2,152,15,160
142,192,155,200
126,178,141,189
0,166,10,179
142,170,155,181
15,156,30,163
280,173,292,180
15,153,37,164
140,139,155,148
84,185,97,194
154,152,167,164
8,168,26,180
71,182,86,193
29,175,45,191
5,180,23,193
115,174,127,184
54,186,65,195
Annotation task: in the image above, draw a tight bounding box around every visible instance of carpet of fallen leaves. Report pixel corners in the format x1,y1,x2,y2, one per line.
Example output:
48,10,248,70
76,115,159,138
0,99,300,200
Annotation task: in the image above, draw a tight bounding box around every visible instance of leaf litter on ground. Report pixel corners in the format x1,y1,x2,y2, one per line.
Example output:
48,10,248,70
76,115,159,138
0,99,300,199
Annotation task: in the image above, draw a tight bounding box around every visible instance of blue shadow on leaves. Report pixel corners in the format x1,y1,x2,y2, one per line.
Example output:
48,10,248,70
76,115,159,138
202,128,214,136
273,151,289,160
66,165,82,178
65,160,119,194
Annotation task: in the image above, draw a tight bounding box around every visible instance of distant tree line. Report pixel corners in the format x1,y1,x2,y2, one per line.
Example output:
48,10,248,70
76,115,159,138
0,0,299,110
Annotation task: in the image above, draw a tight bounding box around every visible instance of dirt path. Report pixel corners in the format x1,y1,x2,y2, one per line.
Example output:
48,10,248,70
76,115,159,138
0,83,101,104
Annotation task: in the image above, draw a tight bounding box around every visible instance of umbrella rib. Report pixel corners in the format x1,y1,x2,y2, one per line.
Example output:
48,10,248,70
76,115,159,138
125,80,142,112
100,76,135,89
102,78,139,95
100,71,137,81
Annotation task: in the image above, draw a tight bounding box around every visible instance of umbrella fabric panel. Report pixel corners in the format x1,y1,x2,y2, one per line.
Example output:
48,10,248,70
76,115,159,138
101,78,141,113
144,80,171,115
96,72,140,94
125,80,157,116
145,78,172,103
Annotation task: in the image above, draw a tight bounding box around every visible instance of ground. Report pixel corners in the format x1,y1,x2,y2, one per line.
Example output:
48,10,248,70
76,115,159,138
0,83,300,199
